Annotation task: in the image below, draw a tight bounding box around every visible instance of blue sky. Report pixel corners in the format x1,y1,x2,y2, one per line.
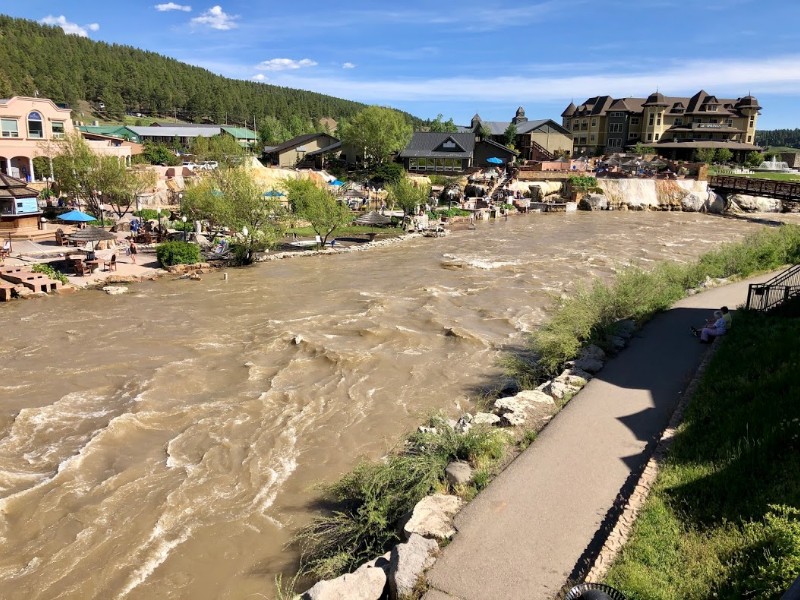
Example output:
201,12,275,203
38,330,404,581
3,1,800,129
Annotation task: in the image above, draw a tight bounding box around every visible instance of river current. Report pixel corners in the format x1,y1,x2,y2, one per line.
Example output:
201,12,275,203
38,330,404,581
0,212,770,599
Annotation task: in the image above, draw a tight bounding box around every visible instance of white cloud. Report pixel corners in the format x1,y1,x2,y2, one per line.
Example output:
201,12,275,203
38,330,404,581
261,55,800,104
256,58,318,72
252,74,267,81
342,62,356,69
155,2,192,12
39,15,99,37
190,5,238,30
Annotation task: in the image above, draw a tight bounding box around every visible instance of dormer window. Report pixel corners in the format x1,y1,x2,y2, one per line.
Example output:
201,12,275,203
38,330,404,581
27,111,44,139
442,141,456,149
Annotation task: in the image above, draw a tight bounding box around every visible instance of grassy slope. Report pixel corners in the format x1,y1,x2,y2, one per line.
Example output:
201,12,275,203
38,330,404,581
605,307,800,599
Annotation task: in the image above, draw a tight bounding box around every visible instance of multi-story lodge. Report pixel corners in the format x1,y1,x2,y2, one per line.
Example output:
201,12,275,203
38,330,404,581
465,108,574,161
562,90,761,160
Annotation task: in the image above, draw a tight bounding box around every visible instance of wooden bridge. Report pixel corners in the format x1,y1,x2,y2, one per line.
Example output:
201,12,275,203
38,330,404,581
708,175,800,202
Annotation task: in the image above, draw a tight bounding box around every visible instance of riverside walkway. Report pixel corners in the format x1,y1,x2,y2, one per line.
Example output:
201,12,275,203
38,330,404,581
424,274,773,600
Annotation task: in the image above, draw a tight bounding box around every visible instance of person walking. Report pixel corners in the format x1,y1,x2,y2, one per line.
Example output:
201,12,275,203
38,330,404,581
128,239,138,264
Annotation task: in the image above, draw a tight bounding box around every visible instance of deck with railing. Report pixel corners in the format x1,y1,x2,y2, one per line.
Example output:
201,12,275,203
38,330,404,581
746,264,800,311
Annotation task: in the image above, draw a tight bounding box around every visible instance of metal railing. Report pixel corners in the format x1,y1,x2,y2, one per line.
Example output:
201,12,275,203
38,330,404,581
746,264,800,311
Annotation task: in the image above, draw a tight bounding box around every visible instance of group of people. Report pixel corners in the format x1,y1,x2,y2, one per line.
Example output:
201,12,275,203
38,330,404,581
691,306,731,343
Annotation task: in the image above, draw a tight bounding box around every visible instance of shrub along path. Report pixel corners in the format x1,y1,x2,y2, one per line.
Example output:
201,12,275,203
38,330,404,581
424,272,778,600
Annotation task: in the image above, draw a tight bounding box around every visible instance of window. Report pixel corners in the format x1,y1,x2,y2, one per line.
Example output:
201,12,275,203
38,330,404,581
564,120,570,129
27,111,44,138
747,135,752,143
51,121,65,138
591,119,597,127
590,134,596,142
1,118,19,138
608,138,621,148
656,116,661,125
579,137,587,144
648,116,654,126
647,133,653,141
710,119,718,124
609,123,623,133
674,118,683,126
631,117,640,125
655,133,660,141
629,132,638,139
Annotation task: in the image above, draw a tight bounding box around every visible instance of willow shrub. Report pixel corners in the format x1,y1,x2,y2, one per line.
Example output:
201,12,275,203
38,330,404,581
523,224,800,379
294,417,510,580
156,240,200,266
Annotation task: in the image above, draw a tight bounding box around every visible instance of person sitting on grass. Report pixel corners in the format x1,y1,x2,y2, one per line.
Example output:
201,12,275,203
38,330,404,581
691,309,727,343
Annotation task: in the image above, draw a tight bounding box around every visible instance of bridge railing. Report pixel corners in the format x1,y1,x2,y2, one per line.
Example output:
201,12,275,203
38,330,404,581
709,176,800,201
746,263,800,311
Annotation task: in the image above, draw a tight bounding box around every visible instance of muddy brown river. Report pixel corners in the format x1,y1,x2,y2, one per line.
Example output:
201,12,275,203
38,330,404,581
0,212,772,599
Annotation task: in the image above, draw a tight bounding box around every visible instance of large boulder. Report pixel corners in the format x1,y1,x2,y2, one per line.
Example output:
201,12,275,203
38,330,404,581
680,191,708,212
389,534,438,600
578,193,609,211
728,193,782,213
403,494,464,540
301,566,387,600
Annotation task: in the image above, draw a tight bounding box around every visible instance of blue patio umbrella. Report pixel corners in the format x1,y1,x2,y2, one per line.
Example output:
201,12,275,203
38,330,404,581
486,157,504,165
263,190,285,197
330,179,345,187
57,209,96,222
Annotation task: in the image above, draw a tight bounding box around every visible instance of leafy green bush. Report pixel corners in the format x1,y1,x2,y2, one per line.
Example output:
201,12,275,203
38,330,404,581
156,241,200,266
436,207,471,218
32,263,69,285
133,208,167,221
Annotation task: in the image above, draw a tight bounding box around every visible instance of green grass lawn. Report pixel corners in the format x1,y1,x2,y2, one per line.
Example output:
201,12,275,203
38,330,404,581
742,172,800,182
605,306,800,599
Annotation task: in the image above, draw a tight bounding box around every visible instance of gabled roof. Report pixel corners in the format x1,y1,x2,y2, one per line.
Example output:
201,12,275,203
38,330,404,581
221,126,257,140
478,138,519,156
0,173,39,200
608,98,645,113
399,132,476,158
127,126,223,138
265,133,340,155
305,140,343,157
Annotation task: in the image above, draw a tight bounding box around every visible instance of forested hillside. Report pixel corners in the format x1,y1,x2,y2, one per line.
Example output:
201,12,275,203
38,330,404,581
0,15,416,142
755,129,800,149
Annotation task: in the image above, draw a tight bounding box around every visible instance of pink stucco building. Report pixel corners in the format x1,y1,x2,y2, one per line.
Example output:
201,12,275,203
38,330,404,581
0,96,132,182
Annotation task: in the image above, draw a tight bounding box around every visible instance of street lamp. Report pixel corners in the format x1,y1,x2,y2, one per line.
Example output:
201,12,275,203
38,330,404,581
97,191,104,227
181,215,187,242
178,192,184,215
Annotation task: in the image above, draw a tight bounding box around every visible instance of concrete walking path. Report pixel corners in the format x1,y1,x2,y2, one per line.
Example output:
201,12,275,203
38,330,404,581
424,273,772,600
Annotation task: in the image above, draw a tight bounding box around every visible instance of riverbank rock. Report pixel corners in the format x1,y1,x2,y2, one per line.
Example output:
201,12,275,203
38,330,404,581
680,191,708,212
540,379,580,400
578,193,609,211
301,566,387,600
728,193,783,213
445,461,473,486
102,285,128,295
454,414,473,434
404,494,464,540
389,534,438,600
555,368,591,388
473,412,501,426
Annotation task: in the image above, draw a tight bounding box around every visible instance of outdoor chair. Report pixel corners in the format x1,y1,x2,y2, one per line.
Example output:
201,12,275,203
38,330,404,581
74,261,88,277
107,254,117,272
